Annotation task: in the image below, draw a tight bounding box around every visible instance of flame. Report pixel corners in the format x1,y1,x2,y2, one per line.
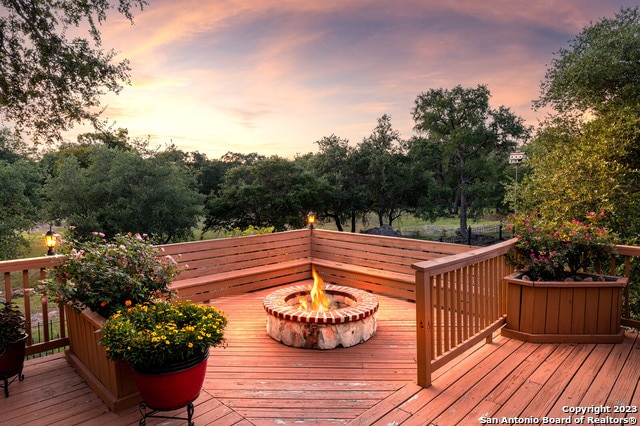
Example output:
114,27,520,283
299,267,332,311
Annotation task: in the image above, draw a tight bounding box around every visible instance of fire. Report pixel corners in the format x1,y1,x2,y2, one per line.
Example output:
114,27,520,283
299,267,332,311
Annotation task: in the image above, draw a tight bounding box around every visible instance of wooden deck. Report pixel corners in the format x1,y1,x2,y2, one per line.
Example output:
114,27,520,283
2,282,640,425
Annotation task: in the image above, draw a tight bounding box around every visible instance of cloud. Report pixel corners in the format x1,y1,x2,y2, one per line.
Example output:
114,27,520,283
66,0,639,158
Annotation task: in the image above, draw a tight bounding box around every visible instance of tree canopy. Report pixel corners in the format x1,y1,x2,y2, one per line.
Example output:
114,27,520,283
204,156,327,232
534,6,640,116
517,6,640,239
45,143,204,243
0,0,146,143
411,84,530,233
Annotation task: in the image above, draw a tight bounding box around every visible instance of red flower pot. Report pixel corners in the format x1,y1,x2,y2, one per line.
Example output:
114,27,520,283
132,349,209,411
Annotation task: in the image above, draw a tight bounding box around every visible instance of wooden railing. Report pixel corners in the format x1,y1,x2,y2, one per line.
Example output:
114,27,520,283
615,245,640,330
0,256,67,357
2,231,640,389
412,239,515,387
411,239,640,387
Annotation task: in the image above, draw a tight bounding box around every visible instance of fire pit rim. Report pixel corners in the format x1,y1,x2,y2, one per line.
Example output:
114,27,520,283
263,283,379,325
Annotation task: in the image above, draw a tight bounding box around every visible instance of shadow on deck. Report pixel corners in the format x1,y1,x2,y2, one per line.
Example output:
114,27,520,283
2,283,640,425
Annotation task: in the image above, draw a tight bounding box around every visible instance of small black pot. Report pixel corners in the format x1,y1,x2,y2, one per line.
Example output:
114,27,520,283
0,333,28,397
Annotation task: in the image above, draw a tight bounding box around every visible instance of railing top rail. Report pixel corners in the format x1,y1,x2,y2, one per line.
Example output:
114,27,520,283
158,229,310,253
0,255,61,273
614,244,640,257
410,239,638,278
411,238,517,276
312,228,475,255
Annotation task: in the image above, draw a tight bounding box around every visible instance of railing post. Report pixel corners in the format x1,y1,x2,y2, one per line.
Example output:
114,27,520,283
415,269,433,387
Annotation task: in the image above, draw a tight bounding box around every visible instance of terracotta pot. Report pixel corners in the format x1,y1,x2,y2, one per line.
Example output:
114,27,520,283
502,271,627,343
0,334,27,397
132,348,209,411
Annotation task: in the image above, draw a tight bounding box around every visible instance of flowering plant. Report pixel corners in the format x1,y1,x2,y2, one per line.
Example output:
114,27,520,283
99,300,227,370
506,211,618,281
41,232,179,318
0,300,25,354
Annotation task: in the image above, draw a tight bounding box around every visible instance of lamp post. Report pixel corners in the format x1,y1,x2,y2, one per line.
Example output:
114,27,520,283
45,224,56,256
509,152,526,214
306,212,316,230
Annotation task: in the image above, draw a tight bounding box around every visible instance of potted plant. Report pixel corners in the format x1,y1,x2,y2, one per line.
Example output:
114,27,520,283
506,210,618,281
503,211,627,343
40,231,180,411
0,300,27,397
99,300,227,419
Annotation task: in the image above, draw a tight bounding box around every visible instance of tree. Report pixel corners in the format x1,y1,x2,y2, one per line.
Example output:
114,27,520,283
205,156,327,232
517,6,640,238
404,135,451,221
0,127,36,162
77,128,134,151
354,115,413,227
0,160,44,259
534,6,640,116
0,0,146,142
308,134,367,232
0,128,43,259
516,111,640,239
44,145,204,242
411,85,530,233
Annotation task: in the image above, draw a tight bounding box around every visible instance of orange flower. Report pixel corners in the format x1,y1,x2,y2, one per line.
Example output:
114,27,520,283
125,300,132,307
101,301,107,307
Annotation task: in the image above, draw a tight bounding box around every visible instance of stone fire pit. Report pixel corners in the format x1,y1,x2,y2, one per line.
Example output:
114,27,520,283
263,283,379,349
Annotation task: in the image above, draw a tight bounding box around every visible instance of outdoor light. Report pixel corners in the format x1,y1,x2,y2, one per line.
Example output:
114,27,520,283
306,212,316,230
45,225,56,256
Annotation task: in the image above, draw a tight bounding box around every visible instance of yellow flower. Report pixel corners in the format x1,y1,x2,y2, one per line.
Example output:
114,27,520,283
188,342,193,348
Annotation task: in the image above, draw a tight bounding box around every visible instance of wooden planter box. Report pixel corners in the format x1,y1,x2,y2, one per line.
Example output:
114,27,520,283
64,306,140,411
502,272,627,343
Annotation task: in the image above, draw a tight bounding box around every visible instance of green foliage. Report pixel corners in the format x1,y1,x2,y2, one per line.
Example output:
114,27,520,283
224,225,275,237
355,115,415,227
506,211,618,281
0,301,25,354
534,6,640,115
518,7,640,242
44,144,204,242
308,134,364,231
100,300,227,370
411,85,531,232
0,0,147,142
205,156,327,232
0,157,44,259
40,233,179,318
517,99,640,239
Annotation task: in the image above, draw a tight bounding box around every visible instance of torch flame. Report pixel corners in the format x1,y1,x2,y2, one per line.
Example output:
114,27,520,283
299,267,332,311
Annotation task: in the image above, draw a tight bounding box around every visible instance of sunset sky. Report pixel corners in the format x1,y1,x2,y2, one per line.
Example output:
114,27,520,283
69,0,638,159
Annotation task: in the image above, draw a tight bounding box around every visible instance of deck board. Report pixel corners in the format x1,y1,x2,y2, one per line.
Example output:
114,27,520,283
2,282,640,425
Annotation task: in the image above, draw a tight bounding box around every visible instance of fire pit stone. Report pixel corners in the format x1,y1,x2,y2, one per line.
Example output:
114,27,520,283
264,283,379,350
